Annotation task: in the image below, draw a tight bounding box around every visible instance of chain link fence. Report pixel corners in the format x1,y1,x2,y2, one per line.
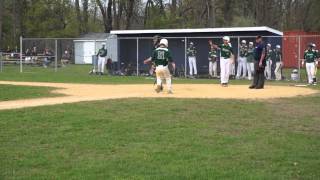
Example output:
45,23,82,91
0,35,319,83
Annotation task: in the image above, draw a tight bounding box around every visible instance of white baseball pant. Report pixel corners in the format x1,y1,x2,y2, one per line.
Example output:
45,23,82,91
236,57,247,78
209,61,218,77
220,58,231,84
264,60,272,80
98,56,106,73
188,56,197,76
306,62,315,84
246,62,254,80
155,65,172,92
275,62,282,81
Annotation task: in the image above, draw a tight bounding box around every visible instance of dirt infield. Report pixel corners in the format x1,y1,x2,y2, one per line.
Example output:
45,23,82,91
0,81,318,110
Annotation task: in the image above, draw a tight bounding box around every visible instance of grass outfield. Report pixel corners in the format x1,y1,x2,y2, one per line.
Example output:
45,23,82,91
0,64,315,85
1,97,320,179
0,84,61,101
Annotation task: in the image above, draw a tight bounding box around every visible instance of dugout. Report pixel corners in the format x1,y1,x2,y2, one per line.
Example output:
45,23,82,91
111,26,283,76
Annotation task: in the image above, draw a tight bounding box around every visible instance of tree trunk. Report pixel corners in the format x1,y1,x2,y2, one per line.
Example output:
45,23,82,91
82,0,89,33
107,0,113,32
207,0,215,27
75,0,82,34
0,0,3,48
126,0,134,29
223,0,232,26
171,0,177,16
96,0,109,33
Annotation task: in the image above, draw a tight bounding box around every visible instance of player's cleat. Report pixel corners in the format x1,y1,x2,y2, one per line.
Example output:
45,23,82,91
249,85,255,89
160,84,164,91
167,90,173,94
155,85,162,93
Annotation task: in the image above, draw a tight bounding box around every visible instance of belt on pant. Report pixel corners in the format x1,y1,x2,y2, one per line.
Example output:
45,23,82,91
156,65,168,68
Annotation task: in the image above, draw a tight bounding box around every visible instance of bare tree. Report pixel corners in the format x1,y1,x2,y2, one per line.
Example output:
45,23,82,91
75,0,82,33
126,0,135,29
0,0,3,47
96,0,113,33
83,0,89,33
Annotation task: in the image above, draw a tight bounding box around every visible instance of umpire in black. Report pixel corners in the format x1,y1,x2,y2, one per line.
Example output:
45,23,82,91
249,36,266,89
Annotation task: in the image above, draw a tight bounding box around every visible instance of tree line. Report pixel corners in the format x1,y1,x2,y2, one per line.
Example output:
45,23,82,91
0,0,320,49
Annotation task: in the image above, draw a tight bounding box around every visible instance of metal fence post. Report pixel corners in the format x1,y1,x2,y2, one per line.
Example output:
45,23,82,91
136,38,139,76
55,39,58,72
184,37,187,78
0,52,3,72
298,36,301,82
20,36,23,73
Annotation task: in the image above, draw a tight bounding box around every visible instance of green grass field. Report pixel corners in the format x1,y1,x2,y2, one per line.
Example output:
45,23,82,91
0,84,61,101
0,65,320,179
0,64,315,85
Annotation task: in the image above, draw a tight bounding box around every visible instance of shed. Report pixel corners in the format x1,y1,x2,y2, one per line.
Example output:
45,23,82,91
74,33,118,64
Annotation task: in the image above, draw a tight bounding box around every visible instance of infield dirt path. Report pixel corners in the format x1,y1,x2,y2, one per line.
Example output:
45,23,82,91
0,81,318,110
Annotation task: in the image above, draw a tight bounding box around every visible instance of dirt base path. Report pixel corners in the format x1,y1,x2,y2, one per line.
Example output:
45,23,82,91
0,81,318,110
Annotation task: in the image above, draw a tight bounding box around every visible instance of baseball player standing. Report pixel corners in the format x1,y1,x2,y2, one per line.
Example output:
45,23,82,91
246,42,255,80
302,43,317,85
236,40,248,79
312,43,319,84
274,45,283,81
144,39,176,94
208,43,218,78
187,42,197,78
97,43,108,75
212,36,234,87
264,44,273,80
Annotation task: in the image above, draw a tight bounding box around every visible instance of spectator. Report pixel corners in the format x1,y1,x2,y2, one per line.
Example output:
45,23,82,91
25,48,32,64
61,48,71,67
31,45,38,64
43,48,53,68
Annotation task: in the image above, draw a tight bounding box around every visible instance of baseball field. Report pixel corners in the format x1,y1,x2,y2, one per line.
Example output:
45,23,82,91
1,65,320,179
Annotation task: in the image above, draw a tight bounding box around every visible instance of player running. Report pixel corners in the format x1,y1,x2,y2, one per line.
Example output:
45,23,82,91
144,39,176,94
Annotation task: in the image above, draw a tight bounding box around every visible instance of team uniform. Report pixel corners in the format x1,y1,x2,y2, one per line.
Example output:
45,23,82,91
208,47,218,78
274,47,282,81
246,44,255,80
304,48,317,85
187,44,197,77
97,46,108,75
312,44,319,83
264,45,273,80
219,43,233,85
237,43,248,79
151,44,174,93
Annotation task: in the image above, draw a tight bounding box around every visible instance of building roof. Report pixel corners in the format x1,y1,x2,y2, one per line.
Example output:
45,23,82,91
111,26,283,36
79,33,110,39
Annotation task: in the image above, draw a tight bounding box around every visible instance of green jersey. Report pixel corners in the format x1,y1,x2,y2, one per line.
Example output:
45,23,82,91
219,44,233,58
313,50,319,59
208,49,218,61
97,48,107,57
247,47,255,63
274,51,282,62
152,47,173,66
187,46,197,57
266,49,273,60
304,50,317,63
239,45,248,57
